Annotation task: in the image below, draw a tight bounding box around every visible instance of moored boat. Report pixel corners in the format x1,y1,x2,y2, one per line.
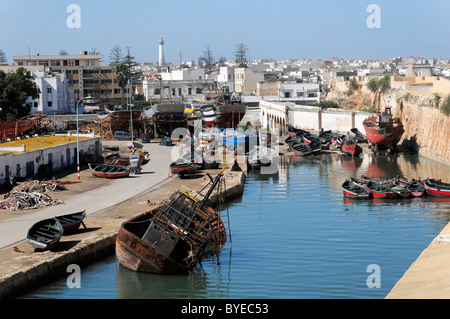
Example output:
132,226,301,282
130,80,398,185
342,179,371,199
340,138,362,157
88,163,131,178
27,218,64,250
365,181,398,198
348,128,367,143
421,179,450,197
291,141,313,156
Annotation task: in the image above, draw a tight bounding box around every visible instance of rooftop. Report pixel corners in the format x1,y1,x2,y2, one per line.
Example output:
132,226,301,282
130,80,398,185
0,135,91,155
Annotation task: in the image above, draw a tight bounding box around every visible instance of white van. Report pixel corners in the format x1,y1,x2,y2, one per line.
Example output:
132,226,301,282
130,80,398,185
114,131,132,140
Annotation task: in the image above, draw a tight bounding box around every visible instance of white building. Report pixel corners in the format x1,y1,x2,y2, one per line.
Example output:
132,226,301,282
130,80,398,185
278,82,321,104
160,68,206,81
217,66,235,90
26,72,75,114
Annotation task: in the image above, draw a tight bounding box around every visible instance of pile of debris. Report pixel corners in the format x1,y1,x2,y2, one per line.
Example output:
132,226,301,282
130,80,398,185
0,180,71,211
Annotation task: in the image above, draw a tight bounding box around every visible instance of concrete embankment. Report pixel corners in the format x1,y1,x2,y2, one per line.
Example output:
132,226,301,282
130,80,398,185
0,167,246,298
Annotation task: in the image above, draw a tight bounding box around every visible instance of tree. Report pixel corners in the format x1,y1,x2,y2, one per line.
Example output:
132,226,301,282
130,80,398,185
0,49,7,63
109,44,123,67
59,50,68,55
366,76,390,111
234,43,249,68
199,45,215,74
0,68,40,120
115,62,128,106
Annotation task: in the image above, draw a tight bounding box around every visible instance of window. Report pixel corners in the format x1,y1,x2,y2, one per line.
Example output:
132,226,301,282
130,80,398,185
66,70,72,74
47,87,52,93
114,88,121,94
63,60,68,66
188,88,192,95
284,92,291,98
34,102,38,108
296,92,304,97
196,88,202,94
48,101,52,107
75,60,80,66
51,60,60,66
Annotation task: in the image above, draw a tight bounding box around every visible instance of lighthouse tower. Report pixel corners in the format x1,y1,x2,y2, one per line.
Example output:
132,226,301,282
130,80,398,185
158,36,165,66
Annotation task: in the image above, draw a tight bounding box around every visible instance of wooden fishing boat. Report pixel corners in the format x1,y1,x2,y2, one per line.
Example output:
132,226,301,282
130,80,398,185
365,181,398,198
104,154,130,166
291,141,313,156
27,218,64,250
288,125,308,137
340,138,362,157
331,133,346,147
341,179,371,199
319,130,334,145
56,210,87,232
169,162,200,175
88,163,131,178
390,184,411,198
348,128,367,143
406,180,426,197
421,179,450,197
116,167,228,274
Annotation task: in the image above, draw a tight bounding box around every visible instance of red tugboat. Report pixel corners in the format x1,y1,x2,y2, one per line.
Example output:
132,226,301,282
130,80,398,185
362,106,404,152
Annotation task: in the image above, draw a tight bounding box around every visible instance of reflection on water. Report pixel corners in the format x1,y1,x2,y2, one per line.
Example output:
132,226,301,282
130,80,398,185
21,153,450,299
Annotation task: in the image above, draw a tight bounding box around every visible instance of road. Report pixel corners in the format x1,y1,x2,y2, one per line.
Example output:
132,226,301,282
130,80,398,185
0,141,176,250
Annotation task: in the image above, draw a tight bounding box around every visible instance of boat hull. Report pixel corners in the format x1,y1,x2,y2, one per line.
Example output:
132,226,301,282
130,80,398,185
363,115,404,149
27,218,64,250
216,104,247,128
56,211,86,232
422,179,450,196
341,144,362,157
89,163,131,178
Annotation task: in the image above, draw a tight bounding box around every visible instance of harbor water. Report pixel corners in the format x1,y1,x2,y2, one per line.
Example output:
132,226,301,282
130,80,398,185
21,153,450,299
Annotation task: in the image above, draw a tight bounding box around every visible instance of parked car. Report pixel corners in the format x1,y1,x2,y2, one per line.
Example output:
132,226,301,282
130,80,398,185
139,133,151,143
114,131,133,140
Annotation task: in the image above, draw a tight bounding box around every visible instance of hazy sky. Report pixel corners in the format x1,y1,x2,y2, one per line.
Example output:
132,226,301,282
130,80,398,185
1,0,449,64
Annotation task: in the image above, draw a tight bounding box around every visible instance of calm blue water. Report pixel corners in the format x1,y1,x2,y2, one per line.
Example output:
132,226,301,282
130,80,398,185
21,153,450,299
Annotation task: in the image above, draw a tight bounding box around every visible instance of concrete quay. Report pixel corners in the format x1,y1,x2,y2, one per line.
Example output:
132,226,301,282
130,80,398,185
0,142,247,298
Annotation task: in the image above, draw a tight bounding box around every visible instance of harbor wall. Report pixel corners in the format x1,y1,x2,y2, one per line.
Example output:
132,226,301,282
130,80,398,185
326,76,450,164
288,105,370,134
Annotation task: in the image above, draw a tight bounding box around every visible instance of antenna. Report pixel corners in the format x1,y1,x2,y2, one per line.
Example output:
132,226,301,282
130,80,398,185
179,47,182,66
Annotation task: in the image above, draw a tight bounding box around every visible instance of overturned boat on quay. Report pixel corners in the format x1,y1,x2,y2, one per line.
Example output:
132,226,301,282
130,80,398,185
116,167,228,275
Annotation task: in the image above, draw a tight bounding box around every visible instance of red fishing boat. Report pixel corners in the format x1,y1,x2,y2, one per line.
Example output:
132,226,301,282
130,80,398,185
88,163,131,178
421,179,450,196
341,179,371,199
362,107,404,151
364,181,398,198
340,138,362,157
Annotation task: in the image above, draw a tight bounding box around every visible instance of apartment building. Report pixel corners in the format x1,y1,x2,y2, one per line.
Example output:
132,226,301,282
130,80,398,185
13,51,129,104
234,68,264,94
